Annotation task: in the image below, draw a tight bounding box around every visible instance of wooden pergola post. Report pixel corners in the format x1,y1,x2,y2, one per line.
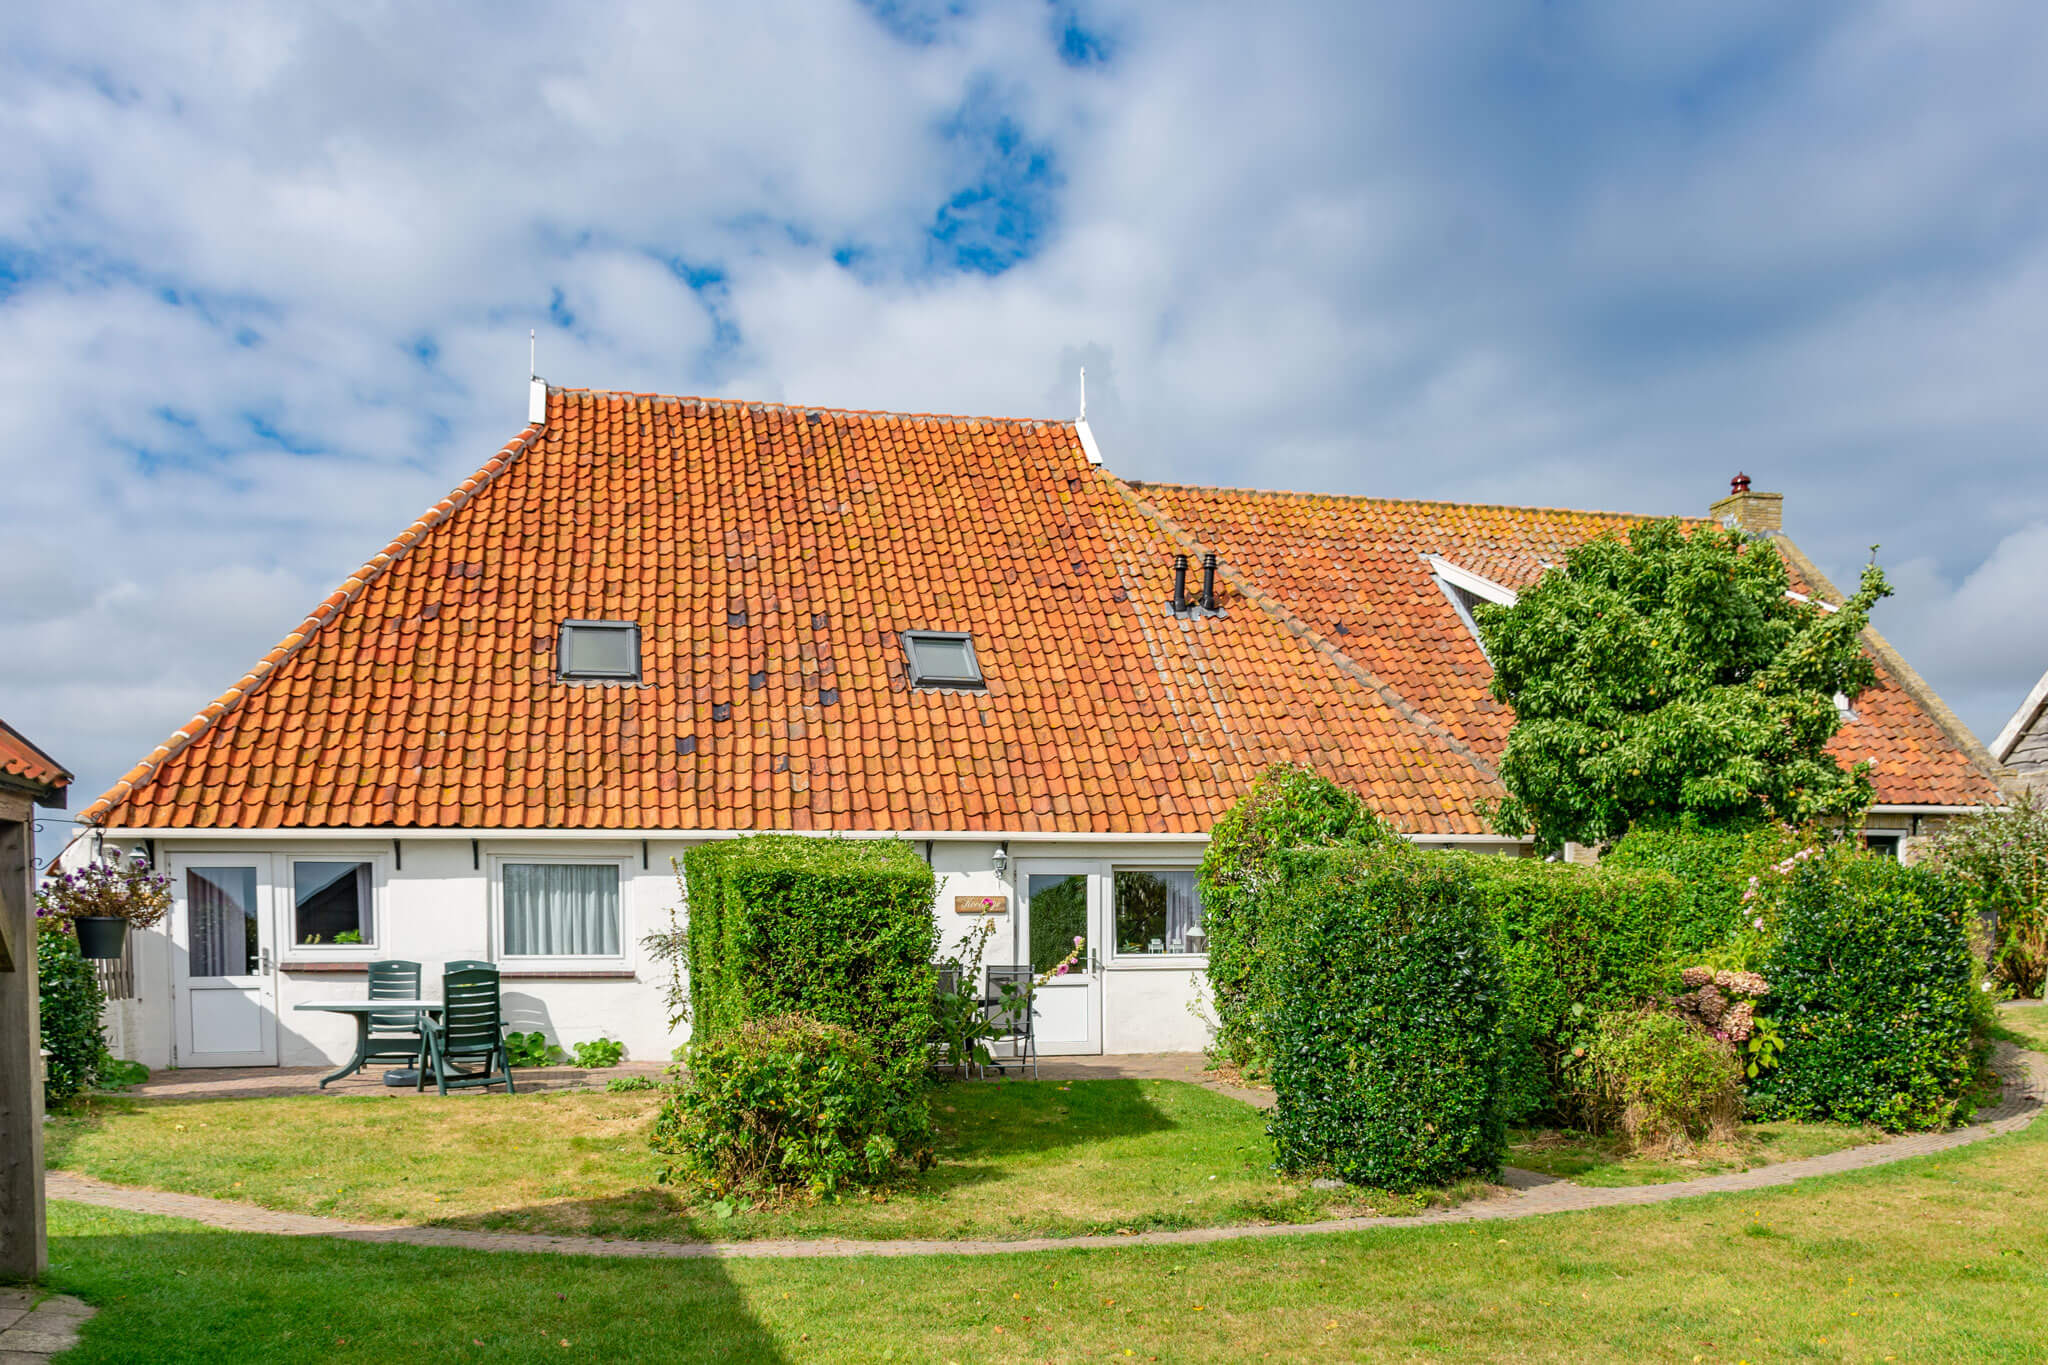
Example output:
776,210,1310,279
0,721,72,1284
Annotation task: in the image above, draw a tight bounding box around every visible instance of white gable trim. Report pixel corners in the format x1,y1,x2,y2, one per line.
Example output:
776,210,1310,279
1426,556,1519,608
1991,668,2048,763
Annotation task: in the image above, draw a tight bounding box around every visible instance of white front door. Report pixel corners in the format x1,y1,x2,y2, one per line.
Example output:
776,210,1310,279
170,854,278,1067
1017,862,1103,1056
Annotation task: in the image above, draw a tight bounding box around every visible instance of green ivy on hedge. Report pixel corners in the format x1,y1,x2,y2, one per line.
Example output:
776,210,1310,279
681,835,939,1072
1197,765,1396,1074
38,929,106,1106
1751,849,1975,1131
1453,854,1683,1123
1267,850,1507,1191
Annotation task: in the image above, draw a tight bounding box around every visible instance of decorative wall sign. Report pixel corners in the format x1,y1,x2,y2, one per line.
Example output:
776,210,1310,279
954,894,1009,916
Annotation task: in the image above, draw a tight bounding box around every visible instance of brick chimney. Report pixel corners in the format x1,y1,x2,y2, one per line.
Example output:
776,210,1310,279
1709,473,1783,535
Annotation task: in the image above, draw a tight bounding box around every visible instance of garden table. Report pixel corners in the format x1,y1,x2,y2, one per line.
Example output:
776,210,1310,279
293,999,443,1089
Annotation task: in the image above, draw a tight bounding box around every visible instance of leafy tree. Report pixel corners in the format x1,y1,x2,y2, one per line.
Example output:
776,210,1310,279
1476,519,1888,853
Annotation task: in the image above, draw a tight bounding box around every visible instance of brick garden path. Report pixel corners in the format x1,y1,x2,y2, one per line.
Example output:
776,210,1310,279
45,1042,2044,1262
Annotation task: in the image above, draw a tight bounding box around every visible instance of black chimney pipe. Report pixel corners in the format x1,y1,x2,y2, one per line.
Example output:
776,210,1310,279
1171,554,1190,612
1200,552,1218,612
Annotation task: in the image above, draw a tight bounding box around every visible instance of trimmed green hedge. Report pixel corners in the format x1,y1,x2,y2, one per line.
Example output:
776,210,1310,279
1267,851,1507,1191
1198,765,1397,1073
1750,850,1975,1131
38,929,106,1105
1453,855,1683,1122
681,836,939,1069
1604,817,1802,957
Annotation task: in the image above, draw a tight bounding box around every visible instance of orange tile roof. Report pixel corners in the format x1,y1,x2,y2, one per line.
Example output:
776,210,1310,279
1131,482,2002,809
84,389,1998,835
84,390,1501,836
0,717,72,799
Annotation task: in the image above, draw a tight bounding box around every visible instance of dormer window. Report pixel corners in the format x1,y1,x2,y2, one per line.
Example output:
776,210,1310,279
1426,556,1519,662
558,620,641,683
903,631,984,690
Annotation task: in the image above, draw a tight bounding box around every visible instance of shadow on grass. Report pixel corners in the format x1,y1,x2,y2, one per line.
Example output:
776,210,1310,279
46,1211,788,1364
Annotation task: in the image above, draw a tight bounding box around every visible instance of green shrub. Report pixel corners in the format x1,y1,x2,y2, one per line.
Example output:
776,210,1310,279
1751,850,1975,1131
1604,817,1805,958
570,1038,625,1068
1581,1008,1742,1152
653,1015,933,1197
605,1074,662,1094
1924,792,2048,997
504,1031,563,1068
1198,765,1398,1073
38,929,106,1106
1267,851,1507,1191
1453,855,1683,1122
682,836,938,1072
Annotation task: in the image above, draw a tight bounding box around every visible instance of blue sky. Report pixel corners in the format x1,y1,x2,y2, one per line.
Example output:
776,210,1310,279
4,1,2048,856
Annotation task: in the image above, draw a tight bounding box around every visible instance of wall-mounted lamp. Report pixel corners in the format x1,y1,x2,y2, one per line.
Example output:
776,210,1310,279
992,841,1009,882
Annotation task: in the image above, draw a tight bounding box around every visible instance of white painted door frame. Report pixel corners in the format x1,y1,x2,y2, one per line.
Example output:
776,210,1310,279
168,852,279,1068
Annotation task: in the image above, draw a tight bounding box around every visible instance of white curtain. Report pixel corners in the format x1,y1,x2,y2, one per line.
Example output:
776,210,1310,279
503,864,620,956
1158,870,1202,952
189,867,256,976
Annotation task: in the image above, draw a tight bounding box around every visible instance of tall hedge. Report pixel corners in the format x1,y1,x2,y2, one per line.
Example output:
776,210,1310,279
1454,855,1683,1122
38,930,106,1105
1198,765,1396,1073
681,836,939,1069
1604,817,1803,957
1268,851,1507,1191
1751,851,1975,1131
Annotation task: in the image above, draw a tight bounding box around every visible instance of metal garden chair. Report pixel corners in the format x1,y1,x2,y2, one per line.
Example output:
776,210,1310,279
416,962,516,1095
982,965,1039,1080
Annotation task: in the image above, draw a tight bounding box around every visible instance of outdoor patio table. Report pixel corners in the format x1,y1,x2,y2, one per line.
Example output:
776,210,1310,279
293,999,443,1089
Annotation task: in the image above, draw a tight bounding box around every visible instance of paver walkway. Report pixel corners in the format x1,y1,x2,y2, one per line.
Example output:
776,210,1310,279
46,1042,2044,1262
123,1060,671,1100
0,1285,94,1362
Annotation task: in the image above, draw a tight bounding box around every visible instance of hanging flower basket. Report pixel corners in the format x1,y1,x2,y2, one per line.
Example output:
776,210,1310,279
72,915,129,960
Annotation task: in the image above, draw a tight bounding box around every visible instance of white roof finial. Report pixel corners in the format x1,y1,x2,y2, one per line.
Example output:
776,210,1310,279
529,329,537,381
527,329,546,424
1078,366,1087,422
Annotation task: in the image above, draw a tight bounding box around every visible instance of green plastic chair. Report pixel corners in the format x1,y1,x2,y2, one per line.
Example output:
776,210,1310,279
363,960,426,1072
417,963,516,1095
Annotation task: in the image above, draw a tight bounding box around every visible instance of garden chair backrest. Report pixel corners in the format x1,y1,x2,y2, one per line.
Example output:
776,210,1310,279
983,965,1034,1038
366,960,422,1035
937,964,960,998
439,965,503,1062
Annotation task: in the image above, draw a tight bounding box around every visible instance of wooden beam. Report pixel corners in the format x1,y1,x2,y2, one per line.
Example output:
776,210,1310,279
0,815,46,1280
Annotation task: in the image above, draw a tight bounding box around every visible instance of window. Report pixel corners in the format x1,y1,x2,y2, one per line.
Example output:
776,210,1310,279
502,863,621,957
1114,869,1205,955
558,620,641,682
1864,833,1901,858
188,867,259,976
294,861,372,946
903,631,983,689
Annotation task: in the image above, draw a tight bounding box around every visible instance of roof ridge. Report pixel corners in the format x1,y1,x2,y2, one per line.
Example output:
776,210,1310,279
0,717,72,786
1107,473,1499,785
1127,477,1699,524
82,419,550,826
546,385,1075,430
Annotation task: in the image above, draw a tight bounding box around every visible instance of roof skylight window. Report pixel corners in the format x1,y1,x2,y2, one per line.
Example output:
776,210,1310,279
558,620,642,683
903,631,984,690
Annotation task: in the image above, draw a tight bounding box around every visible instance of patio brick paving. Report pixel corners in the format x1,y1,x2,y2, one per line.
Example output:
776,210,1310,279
44,1042,2043,1262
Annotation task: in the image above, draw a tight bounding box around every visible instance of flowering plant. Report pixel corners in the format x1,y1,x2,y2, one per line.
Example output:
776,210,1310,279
1034,935,1085,987
36,857,173,932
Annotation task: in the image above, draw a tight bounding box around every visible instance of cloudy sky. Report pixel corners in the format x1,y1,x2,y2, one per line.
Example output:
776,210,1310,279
5,1,2047,855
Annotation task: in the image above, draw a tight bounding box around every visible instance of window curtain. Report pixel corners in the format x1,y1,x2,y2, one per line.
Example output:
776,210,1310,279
189,867,257,976
1158,870,1202,952
503,864,620,957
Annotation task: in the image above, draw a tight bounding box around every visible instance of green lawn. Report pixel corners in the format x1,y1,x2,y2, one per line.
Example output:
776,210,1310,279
42,1095,2048,1363
45,1079,1471,1242
1505,1118,1879,1186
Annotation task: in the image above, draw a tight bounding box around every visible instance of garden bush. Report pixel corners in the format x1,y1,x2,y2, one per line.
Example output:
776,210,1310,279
1751,849,1975,1131
1267,851,1507,1191
1604,816,1806,959
682,836,939,1072
653,1015,933,1197
1581,1007,1743,1153
38,929,107,1106
1198,765,1397,1073
1453,854,1682,1122
1925,792,2048,996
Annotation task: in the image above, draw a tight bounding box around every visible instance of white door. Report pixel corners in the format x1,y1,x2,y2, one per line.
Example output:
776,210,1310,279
1017,862,1102,1056
170,854,278,1067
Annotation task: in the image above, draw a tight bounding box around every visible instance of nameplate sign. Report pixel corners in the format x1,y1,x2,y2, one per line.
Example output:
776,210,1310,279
954,895,1009,916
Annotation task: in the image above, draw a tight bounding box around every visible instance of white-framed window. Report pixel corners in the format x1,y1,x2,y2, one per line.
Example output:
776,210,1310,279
286,854,387,951
1110,867,1206,962
492,855,630,964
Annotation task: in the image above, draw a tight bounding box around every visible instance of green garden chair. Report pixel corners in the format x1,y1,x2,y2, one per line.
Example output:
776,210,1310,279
362,959,427,1075
417,963,516,1095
